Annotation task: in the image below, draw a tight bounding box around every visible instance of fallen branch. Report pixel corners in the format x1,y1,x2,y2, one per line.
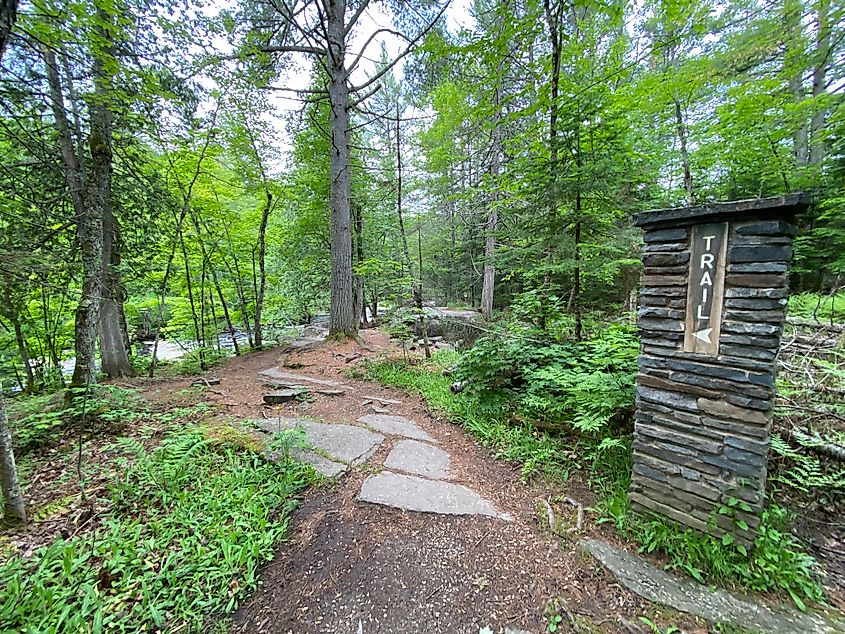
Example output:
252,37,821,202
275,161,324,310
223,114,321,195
450,379,469,394
563,497,584,532
787,317,845,332
776,401,845,425
782,428,845,463
541,498,555,533
191,378,221,387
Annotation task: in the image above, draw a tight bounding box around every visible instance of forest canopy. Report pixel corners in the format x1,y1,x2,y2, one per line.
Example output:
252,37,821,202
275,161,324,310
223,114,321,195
0,0,841,388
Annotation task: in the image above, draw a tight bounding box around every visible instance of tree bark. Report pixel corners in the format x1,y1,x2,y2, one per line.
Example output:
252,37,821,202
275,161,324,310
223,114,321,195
11,316,33,393
179,230,205,370
100,200,134,377
673,95,694,204
353,199,366,325
212,269,240,356
574,127,583,342
88,11,130,380
0,0,17,61
541,0,563,330
44,48,101,388
222,225,255,349
809,0,831,164
254,191,272,348
327,0,356,337
418,228,430,359
395,105,421,309
0,384,25,525
481,62,502,322
784,0,809,166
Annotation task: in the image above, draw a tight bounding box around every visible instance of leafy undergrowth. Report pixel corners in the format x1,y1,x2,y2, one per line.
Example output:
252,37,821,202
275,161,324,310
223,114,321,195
0,426,316,633
629,504,825,611
6,384,141,455
367,334,826,612
366,352,578,481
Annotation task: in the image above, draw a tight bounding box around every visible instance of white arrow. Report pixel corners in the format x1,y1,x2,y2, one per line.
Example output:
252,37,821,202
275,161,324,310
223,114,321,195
693,328,713,344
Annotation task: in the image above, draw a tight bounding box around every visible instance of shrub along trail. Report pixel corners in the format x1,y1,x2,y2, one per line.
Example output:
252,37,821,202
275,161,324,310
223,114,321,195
210,331,708,634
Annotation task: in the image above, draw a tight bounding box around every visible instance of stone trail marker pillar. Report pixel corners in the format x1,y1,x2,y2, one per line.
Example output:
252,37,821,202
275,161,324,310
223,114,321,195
630,194,809,544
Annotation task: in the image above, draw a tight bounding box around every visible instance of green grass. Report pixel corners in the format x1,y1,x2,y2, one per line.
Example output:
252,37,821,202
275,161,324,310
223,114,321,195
0,426,316,632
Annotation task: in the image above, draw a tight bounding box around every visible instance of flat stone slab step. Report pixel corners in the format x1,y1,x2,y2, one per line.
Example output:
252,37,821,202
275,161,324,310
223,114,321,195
262,380,346,396
580,538,844,634
357,414,435,442
358,471,511,520
267,448,348,478
263,389,306,404
384,440,450,480
259,368,349,389
253,417,384,465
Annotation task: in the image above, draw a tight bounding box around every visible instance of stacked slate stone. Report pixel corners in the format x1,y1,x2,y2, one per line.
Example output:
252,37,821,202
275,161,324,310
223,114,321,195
629,195,809,545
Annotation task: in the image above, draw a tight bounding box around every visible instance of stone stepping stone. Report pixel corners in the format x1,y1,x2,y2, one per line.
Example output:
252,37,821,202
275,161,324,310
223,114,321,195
263,389,306,404
262,381,346,396
259,368,349,389
384,440,450,480
358,471,511,520
356,414,435,442
268,448,348,478
253,417,384,465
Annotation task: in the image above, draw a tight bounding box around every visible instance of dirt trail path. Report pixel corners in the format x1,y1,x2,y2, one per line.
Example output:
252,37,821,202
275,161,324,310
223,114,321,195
202,331,663,634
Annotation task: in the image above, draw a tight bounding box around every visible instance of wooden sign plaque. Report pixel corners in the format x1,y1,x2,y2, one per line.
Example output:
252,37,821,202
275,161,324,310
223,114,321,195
683,222,728,355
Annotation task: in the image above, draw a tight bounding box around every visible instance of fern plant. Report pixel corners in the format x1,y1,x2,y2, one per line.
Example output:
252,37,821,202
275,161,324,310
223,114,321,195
457,324,638,435
769,434,845,493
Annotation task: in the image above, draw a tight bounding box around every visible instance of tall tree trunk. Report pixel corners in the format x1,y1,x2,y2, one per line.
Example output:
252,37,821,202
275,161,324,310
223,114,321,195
222,227,255,348
481,63,502,322
212,269,240,356
207,283,219,352
369,286,378,325
327,0,355,337
89,10,132,380
784,0,809,166
0,385,25,526
809,0,831,164
418,228,430,359
353,200,366,325
179,231,205,370
0,0,17,61
673,95,694,204
395,105,421,309
11,316,33,393
574,129,583,342
254,191,272,348
100,206,134,377
541,0,563,330
44,48,101,388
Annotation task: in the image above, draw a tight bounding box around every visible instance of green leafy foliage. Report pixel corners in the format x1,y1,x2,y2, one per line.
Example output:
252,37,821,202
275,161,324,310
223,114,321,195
456,324,638,435
788,292,845,323
7,385,141,454
0,427,316,632
769,434,845,492
627,504,824,611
